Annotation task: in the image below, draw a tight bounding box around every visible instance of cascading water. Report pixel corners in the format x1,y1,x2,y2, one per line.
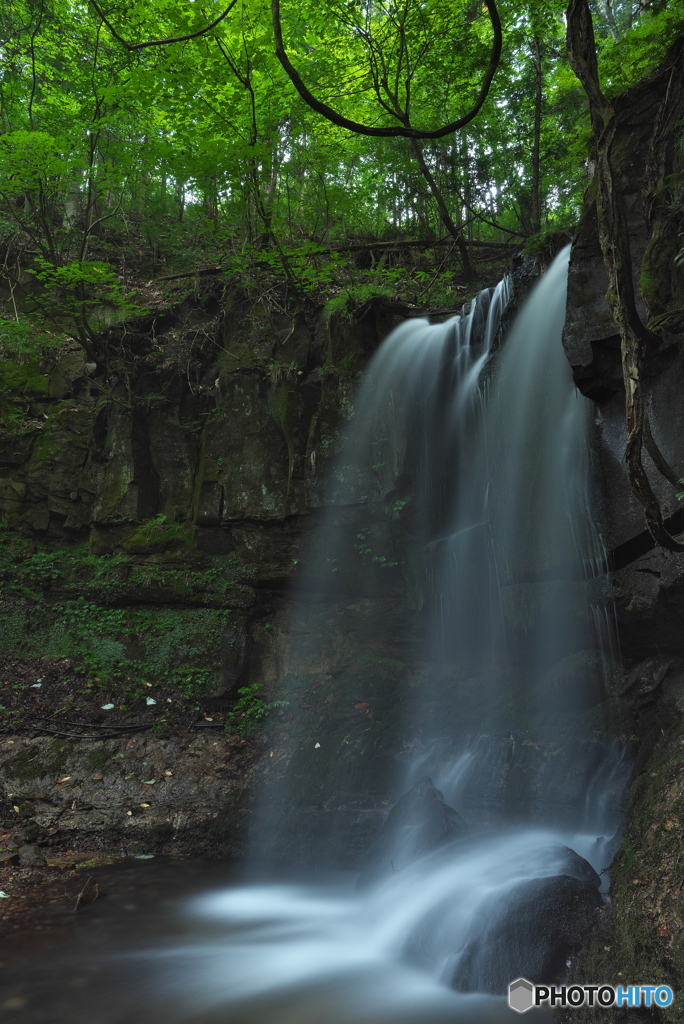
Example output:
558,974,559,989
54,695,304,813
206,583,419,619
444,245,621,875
124,246,629,1024
8,250,630,1024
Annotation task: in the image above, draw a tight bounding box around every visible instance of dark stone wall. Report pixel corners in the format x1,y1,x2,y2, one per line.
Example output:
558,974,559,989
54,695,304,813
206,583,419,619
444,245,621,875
562,40,684,1018
0,292,417,855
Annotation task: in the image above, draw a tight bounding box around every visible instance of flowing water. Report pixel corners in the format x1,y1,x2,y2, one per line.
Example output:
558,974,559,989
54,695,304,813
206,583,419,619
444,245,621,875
142,247,628,1023
3,250,630,1023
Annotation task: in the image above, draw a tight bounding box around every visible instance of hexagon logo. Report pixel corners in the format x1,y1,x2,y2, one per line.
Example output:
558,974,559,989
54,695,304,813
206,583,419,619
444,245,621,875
508,977,535,1013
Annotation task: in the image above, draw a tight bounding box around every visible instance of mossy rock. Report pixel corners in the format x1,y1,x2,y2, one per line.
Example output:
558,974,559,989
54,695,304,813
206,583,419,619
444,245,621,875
218,339,256,376
6,740,68,782
0,360,49,398
568,716,684,1022
124,517,196,554
47,350,87,398
28,403,95,470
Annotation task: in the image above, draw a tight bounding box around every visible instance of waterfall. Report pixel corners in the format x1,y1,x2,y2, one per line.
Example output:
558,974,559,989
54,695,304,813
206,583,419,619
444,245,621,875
141,248,629,1022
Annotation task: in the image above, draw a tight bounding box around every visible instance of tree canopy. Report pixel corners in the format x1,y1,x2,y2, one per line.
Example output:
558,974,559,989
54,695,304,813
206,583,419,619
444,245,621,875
0,0,682,352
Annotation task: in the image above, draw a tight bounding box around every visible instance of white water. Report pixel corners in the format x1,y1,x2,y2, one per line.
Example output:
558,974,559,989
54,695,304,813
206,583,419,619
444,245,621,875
138,250,625,1022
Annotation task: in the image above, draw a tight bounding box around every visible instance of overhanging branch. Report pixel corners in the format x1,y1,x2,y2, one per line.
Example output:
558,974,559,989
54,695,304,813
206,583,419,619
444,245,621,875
89,0,239,50
271,0,502,140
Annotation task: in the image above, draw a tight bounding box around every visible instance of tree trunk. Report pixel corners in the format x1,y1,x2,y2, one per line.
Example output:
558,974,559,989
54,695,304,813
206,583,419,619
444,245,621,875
409,139,475,281
530,35,543,234
598,0,620,42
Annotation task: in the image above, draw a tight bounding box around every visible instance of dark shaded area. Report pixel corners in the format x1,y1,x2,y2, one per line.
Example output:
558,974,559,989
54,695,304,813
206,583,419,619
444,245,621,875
452,874,603,995
607,506,684,572
505,508,684,586
0,856,240,1023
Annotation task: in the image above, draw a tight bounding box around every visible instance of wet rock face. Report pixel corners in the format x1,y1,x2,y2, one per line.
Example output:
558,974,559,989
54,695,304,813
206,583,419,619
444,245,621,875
562,44,684,668
0,292,413,545
357,776,469,889
0,733,257,857
563,47,684,404
559,42,684,1018
0,293,415,708
452,874,603,995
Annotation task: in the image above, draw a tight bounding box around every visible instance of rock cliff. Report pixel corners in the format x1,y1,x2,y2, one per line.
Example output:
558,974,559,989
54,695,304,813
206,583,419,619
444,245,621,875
0,288,415,856
562,40,684,1019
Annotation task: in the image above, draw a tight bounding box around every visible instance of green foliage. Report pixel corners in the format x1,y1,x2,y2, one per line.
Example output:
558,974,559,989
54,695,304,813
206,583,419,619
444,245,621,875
126,514,195,551
0,0,678,346
33,259,142,322
226,682,289,737
0,537,233,700
0,320,64,361
0,131,67,195
354,527,398,568
522,226,574,259
323,282,396,322
595,3,684,96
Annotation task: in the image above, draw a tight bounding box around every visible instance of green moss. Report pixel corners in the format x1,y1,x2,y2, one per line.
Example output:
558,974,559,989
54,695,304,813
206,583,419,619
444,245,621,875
361,654,405,675
29,427,62,466
521,226,574,261
640,229,679,316
87,745,114,770
7,739,67,781
638,268,659,308
0,360,49,397
569,719,684,1021
96,459,132,520
25,402,93,468
267,377,295,424
125,514,195,552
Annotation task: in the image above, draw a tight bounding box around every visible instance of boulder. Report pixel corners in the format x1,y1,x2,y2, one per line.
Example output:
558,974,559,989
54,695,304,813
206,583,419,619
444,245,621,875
357,776,468,889
18,844,46,867
452,874,603,995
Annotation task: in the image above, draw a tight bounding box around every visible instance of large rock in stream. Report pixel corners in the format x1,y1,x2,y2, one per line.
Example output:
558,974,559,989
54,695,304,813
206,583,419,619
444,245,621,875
452,873,603,995
357,776,469,889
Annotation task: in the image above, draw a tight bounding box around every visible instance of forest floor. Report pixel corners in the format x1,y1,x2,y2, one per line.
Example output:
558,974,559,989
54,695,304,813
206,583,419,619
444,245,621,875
0,654,232,737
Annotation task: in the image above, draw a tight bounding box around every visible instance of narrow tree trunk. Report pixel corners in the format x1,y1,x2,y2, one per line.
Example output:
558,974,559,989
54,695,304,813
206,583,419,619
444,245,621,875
598,0,620,42
530,35,543,234
410,139,475,281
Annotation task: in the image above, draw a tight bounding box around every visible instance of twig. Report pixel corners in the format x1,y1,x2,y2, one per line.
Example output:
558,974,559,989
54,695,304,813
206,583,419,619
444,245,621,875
59,720,149,731
9,724,151,739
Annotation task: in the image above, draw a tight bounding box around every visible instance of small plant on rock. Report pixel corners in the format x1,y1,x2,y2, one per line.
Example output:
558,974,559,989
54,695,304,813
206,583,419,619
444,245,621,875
226,682,289,738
